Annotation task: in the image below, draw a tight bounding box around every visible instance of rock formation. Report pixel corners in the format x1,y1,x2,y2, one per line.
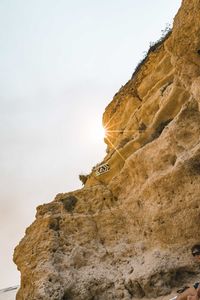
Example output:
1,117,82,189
14,0,200,299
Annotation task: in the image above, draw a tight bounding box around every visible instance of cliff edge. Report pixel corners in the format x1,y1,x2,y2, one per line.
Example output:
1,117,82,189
14,0,200,299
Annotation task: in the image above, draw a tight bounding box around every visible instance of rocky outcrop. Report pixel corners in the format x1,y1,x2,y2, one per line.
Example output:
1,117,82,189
14,0,200,299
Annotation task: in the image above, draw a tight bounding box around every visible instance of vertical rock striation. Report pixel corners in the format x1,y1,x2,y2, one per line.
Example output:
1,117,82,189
14,0,200,299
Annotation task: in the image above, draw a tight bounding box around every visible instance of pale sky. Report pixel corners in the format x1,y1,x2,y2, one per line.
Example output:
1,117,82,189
0,0,181,289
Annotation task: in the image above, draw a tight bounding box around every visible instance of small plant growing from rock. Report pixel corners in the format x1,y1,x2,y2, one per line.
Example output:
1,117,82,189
187,157,200,175
79,174,89,185
138,122,147,132
132,24,172,79
151,119,172,140
61,195,78,213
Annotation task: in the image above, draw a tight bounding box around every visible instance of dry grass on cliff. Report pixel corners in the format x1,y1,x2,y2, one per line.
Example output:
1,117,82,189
131,24,172,79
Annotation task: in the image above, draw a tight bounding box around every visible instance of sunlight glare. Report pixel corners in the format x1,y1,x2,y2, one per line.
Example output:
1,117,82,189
89,123,106,144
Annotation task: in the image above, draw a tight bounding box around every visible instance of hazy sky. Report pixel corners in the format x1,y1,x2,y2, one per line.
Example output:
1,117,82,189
0,0,181,289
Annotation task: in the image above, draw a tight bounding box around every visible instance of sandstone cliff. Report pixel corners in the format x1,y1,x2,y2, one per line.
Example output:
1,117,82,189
14,0,200,299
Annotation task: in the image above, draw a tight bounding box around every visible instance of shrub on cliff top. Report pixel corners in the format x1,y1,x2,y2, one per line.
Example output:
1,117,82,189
131,24,172,79
79,174,89,185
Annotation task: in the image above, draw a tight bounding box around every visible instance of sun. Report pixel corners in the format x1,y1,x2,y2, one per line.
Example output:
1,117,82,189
89,123,106,144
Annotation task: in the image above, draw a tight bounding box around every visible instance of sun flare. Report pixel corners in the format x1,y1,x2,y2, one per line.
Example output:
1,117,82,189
90,124,106,142
85,118,107,145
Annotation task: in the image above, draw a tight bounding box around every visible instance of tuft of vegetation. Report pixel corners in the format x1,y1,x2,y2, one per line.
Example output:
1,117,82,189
61,195,78,213
138,122,147,132
151,119,172,140
131,24,172,80
187,157,200,175
49,218,60,231
79,174,89,185
62,291,72,300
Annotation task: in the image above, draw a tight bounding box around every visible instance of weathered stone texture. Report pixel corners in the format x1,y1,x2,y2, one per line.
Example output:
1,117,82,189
14,0,200,299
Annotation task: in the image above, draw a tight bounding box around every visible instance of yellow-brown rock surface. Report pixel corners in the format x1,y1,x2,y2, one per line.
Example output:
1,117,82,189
14,0,200,299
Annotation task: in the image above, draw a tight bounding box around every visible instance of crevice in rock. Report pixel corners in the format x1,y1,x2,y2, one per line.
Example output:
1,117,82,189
160,81,173,96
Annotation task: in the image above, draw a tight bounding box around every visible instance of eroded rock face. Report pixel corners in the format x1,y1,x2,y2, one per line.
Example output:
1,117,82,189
14,0,200,299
